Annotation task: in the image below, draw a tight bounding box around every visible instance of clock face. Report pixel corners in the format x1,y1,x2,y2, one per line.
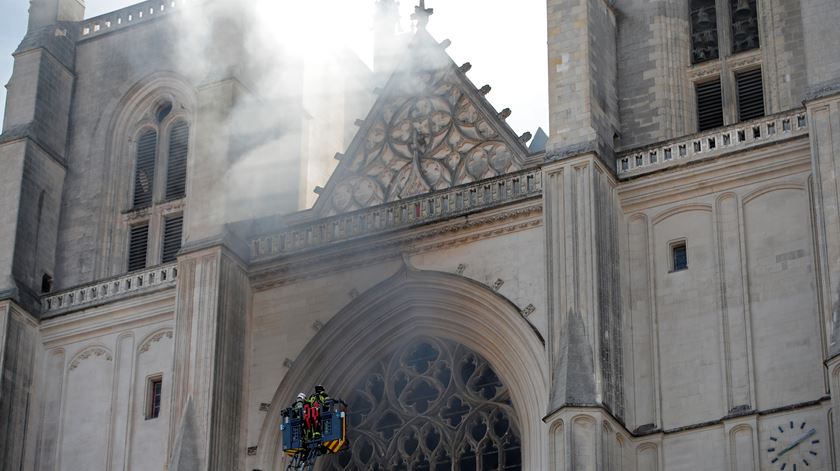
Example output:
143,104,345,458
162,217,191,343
767,420,820,470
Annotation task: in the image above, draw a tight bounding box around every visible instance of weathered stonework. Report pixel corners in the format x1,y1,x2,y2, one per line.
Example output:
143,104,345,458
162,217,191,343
1,0,840,470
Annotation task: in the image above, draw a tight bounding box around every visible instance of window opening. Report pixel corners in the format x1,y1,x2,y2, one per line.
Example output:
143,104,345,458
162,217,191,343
161,215,184,263
146,375,163,419
690,0,719,64
155,101,173,123
736,68,765,122
730,0,759,53
696,78,724,131
128,223,149,272
323,337,522,470
165,121,189,201
133,130,157,209
672,242,688,272
41,273,53,293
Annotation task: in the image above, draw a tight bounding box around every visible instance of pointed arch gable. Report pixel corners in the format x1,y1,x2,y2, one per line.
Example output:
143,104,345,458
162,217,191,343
254,265,549,470
312,30,530,217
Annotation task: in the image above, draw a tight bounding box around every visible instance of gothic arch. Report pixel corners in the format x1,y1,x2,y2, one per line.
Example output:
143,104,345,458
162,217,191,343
254,263,549,470
95,71,196,279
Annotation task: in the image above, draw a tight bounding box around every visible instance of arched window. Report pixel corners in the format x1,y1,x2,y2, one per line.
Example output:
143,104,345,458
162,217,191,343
323,337,522,470
133,129,157,208
126,100,189,272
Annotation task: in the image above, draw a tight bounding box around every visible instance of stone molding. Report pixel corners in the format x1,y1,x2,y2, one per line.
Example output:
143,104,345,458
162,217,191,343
253,265,549,470
250,201,542,290
617,108,808,178
251,167,543,261
67,345,113,371
138,328,173,354
78,0,181,40
42,263,177,317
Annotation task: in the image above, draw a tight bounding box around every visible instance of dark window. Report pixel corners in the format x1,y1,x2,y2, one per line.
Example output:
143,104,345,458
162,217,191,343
128,223,149,272
736,68,765,121
41,273,53,293
730,0,760,53
161,215,183,263
133,130,157,209
672,242,688,272
146,376,163,419
690,0,719,64
155,101,173,123
696,78,724,131
165,121,189,201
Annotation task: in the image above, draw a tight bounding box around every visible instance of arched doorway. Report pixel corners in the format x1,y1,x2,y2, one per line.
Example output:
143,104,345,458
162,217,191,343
322,336,522,470
255,265,548,470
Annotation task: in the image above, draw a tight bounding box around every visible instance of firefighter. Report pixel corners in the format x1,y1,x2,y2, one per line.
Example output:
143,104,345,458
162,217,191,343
293,392,309,442
313,385,330,411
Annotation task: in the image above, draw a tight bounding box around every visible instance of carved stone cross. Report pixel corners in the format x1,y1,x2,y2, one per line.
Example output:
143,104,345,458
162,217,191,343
412,0,433,29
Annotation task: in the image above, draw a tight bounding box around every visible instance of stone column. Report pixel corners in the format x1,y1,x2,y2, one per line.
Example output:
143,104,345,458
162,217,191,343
808,91,840,460
0,301,39,471
543,154,624,470
168,245,251,471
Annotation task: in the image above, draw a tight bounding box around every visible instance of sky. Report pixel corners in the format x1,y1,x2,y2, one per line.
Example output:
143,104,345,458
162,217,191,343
0,0,548,138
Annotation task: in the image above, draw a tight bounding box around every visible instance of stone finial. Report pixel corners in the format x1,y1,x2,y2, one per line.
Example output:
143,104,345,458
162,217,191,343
439,39,451,49
411,0,434,29
479,85,491,96
519,132,532,143
499,108,512,120
459,62,472,73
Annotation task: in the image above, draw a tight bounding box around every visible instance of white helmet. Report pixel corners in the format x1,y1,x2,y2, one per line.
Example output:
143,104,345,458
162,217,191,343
297,393,307,400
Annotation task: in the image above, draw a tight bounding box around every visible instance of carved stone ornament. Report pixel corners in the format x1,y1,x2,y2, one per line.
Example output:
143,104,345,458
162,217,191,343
139,330,174,355
321,337,522,470
69,346,113,370
316,31,527,217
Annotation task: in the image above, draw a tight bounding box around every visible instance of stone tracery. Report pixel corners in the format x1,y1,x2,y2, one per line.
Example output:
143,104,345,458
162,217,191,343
324,50,523,216
323,337,522,470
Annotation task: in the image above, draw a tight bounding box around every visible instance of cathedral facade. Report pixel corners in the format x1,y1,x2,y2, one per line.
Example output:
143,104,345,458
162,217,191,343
2,0,840,470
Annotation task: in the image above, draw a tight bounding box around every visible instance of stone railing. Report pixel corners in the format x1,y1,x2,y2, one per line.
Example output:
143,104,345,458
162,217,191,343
251,168,544,260
79,0,183,39
42,263,178,316
617,109,809,177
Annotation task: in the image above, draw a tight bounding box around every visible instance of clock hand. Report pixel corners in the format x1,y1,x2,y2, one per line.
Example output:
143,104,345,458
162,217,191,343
776,428,816,458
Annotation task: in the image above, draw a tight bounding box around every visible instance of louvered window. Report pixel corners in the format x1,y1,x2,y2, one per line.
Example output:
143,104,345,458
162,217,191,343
133,130,157,209
161,215,183,263
128,223,149,272
166,121,189,201
730,0,759,54
690,0,719,64
696,78,724,131
736,68,765,122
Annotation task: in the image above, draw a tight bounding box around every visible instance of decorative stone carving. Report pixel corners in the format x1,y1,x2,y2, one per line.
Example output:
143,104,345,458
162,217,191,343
322,337,521,470
68,346,113,370
317,34,526,217
139,330,173,354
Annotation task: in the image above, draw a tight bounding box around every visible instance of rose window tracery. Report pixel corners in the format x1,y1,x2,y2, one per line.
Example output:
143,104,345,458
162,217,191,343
325,61,522,216
322,337,522,470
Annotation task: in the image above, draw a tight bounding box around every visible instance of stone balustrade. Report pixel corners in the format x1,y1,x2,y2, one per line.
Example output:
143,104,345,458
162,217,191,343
42,263,178,316
79,0,182,39
617,109,809,177
251,168,544,260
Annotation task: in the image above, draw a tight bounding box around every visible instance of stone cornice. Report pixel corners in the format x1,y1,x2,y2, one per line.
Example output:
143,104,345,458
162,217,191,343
250,200,543,290
618,137,811,212
250,167,543,262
